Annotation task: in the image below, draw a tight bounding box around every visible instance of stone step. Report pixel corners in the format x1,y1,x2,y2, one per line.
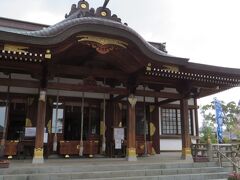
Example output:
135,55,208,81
0,161,231,180
0,168,230,180
73,172,229,180
0,162,220,175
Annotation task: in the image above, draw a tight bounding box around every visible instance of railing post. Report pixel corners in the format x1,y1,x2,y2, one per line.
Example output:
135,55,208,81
232,152,239,173
207,136,213,162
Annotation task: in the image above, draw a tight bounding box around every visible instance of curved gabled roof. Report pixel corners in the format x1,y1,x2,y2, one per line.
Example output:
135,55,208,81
0,0,240,98
0,17,189,66
0,0,189,66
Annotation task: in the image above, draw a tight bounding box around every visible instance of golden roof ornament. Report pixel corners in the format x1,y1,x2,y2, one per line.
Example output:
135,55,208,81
65,0,125,24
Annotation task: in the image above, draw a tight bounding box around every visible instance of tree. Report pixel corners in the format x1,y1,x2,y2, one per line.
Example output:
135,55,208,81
200,100,240,143
200,125,217,143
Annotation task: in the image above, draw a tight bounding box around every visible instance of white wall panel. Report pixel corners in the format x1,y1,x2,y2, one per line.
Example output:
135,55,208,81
160,139,182,151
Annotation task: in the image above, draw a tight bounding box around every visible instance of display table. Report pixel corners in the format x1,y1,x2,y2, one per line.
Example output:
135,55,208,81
59,140,99,157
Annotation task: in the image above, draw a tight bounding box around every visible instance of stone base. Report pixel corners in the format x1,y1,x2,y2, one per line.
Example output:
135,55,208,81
181,154,193,162
0,160,9,168
181,148,193,162
127,155,137,161
32,157,44,164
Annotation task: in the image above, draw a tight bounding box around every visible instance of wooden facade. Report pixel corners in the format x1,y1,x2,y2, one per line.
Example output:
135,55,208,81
0,0,240,163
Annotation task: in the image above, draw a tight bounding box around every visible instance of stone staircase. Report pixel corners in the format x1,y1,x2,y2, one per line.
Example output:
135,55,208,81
0,160,231,180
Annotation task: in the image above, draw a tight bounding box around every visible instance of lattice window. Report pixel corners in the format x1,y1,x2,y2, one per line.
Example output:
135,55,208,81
161,108,193,135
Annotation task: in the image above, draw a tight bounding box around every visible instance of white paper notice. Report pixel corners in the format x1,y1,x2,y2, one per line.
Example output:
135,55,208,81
115,139,122,149
114,128,124,140
25,127,36,137
44,133,48,143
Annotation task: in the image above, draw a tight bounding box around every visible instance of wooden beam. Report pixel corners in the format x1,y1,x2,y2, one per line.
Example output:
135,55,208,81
139,75,231,89
155,98,179,106
47,82,129,95
48,83,182,99
113,95,126,101
48,64,128,81
0,78,39,88
135,90,181,99
0,61,42,74
0,78,182,99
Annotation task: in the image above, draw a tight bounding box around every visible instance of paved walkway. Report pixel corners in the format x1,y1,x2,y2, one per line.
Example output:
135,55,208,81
8,152,192,168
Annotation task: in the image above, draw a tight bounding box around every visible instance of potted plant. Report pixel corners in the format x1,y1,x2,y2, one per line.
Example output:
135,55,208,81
228,172,240,180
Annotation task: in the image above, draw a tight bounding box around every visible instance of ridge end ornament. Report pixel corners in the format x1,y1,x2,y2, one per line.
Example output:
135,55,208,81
103,0,110,9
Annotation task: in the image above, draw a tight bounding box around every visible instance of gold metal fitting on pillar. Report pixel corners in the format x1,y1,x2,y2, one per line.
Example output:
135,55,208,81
33,148,44,159
39,90,46,102
127,148,136,156
182,148,191,155
128,94,137,107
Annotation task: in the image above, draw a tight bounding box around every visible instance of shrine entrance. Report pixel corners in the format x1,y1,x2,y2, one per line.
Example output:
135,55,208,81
7,102,26,141
50,99,101,157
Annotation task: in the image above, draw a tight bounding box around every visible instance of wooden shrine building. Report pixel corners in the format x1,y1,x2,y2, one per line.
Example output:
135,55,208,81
0,0,240,163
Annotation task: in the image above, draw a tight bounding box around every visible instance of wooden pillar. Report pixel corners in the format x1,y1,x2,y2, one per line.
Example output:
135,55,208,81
32,90,46,164
194,98,199,139
126,95,137,161
180,98,192,160
114,103,122,127
105,95,114,156
150,104,160,154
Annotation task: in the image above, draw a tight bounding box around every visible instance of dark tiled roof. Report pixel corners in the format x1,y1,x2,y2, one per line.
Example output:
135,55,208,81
0,0,189,66
0,16,188,66
0,17,48,31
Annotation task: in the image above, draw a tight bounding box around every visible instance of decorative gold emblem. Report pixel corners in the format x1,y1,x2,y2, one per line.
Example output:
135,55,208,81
80,3,87,9
146,63,152,71
162,65,179,72
25,118,32,127
149,105,155,113
47,120,52,133
45,49,52,59
151,147,156,155
77,35,128,54
100,121,106,135
4,44,29,53
101,11,107,17
150,122,156,137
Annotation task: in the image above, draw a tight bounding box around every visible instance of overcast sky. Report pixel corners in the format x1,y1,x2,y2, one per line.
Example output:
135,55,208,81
0,0,240,124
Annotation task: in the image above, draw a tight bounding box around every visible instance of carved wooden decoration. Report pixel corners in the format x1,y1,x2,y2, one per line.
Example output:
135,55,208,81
4,44,29,53
77,35,128,54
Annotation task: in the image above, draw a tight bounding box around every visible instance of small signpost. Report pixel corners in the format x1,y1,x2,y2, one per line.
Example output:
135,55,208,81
114,128,124,149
